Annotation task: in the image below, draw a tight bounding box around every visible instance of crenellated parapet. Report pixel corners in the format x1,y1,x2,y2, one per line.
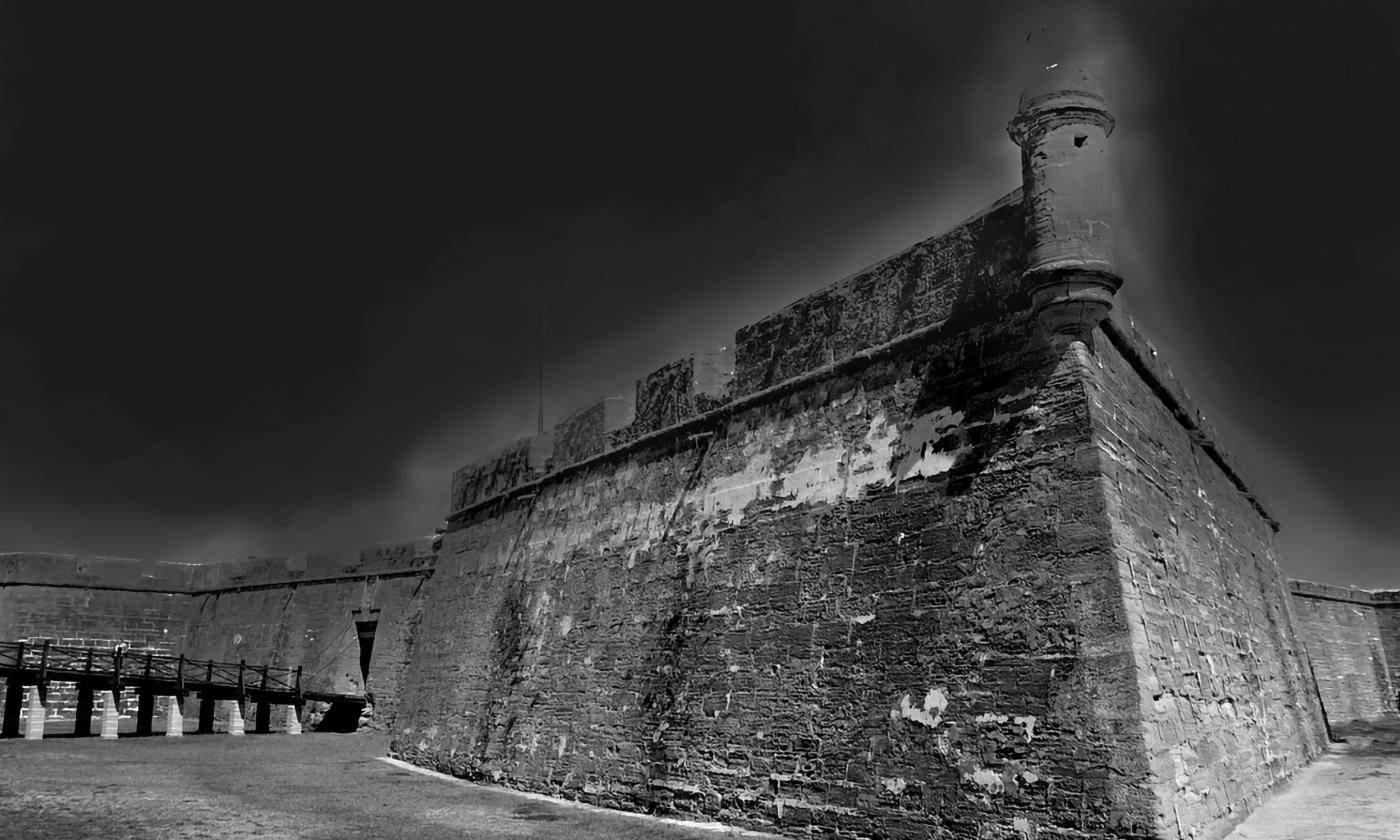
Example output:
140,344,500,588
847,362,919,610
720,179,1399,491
445,192,1027,521
440,65,1272,549
632,348,735,435
732,191,1024,394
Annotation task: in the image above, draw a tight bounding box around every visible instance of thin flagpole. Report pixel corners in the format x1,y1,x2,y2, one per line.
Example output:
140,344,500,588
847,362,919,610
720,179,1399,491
537,304,546,435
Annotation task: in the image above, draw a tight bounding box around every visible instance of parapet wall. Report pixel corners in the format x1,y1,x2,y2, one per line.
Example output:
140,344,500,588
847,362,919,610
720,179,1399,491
1287,579,1400,729
393,186,1326,840
448,190,1025,520
0,538,437,729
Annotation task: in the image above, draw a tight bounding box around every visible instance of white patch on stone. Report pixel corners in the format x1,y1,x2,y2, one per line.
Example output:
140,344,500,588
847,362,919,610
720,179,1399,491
903,448,961,479
966,767,1005,794
997,387,1037,405
1014,715,1037,742
559,615,573,637
848,614,876,625
896,687,948,727
881,777,907,795
975,713,1009,724
1013,815,1033,838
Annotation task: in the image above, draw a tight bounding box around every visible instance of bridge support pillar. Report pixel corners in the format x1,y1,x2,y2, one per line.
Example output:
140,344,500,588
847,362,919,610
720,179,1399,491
254,700,270,734
286,704,302,735
226,699,245,736
136,692,154,736
74,686,94,736
100,690,120,740
197,693,215,734
2,678,22,738
24,687,45,740
165,696,183,737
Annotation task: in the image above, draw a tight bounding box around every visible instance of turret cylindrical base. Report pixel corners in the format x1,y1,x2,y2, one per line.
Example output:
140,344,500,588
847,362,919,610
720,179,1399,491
1025,270,1119,342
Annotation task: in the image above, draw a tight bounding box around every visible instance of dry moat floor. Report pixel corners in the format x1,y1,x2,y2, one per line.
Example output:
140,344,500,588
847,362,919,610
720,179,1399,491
0,725,1397,840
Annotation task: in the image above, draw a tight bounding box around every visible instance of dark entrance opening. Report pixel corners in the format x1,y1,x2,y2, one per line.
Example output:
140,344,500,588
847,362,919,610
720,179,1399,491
314,698,366,732
355,619,378,685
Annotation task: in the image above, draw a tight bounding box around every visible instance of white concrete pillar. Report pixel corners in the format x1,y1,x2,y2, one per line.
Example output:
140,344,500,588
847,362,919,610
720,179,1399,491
226,698,245,736
286,705,302,735
24,687,45,740
100,691,120,740
164,696,183,737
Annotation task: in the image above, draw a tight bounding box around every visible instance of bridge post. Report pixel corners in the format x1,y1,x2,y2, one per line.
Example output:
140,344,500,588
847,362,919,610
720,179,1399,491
2,678,23,738
197,693,215,734
136,692,154,736
255,665,270,734
74,686,94,736
164,696,183,737
226,698,245,736
24,686,45,740
286,704,302,735
100,690,120,740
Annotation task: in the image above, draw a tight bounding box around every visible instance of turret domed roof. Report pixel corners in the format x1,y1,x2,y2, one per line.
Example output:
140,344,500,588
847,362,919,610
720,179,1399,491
1017,65,1107,115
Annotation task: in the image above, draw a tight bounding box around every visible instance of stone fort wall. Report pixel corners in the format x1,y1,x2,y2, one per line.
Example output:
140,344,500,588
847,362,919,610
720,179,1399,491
388,180,1326,839
1287,579,1400,730
0,539,435,729
1088,313,1325,839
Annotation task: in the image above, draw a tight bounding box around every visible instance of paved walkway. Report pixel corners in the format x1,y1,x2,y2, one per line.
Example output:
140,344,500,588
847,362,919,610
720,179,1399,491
1225,722,1400,840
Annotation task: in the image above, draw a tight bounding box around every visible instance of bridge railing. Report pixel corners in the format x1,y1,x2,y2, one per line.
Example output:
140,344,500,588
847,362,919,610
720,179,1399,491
0,640,303,698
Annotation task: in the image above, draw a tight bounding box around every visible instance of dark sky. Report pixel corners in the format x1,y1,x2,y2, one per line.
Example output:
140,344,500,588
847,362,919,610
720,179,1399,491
1,2,1396,587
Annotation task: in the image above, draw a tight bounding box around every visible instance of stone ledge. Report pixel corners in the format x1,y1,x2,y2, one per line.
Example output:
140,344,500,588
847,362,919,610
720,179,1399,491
0,537,438,595
1289,578,1379,606
1100,308,1279,531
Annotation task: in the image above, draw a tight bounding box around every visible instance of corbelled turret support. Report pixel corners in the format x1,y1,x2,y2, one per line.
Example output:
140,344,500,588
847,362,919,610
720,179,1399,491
1008,65,1122,341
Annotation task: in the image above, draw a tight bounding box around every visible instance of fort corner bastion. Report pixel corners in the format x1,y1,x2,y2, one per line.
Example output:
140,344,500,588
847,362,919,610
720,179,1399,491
386,67,1331,840
4,66,1397,840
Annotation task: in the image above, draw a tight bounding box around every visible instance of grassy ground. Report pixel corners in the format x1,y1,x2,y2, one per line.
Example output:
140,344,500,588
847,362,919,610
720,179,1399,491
0,732,766,840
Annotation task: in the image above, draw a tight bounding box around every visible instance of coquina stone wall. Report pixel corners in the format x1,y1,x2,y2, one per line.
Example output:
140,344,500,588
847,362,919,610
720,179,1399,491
1287,580,1398,730
390,179,1327,839
1088,314,1326,840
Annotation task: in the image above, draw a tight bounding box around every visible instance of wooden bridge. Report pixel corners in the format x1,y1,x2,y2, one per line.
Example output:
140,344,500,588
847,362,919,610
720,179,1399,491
0,640,362,739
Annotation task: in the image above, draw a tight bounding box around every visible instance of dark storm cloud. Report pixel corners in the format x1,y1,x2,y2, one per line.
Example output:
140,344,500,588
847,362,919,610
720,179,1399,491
0,3,1395,586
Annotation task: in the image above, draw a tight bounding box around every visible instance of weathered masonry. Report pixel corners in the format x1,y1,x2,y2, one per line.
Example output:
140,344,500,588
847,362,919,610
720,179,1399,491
390,68,1328,840
1287,579,1400,730
0,538,435,734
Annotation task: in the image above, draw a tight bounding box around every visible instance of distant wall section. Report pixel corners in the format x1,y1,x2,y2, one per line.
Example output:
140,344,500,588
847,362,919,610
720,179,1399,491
182,540,435,729
0,555,195,720
0,539,436,731
1288,580,1398,729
